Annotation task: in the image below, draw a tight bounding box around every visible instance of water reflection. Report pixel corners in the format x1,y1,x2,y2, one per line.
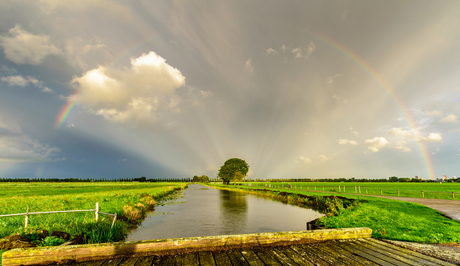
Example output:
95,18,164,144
220,190,247,234
126,184,323,241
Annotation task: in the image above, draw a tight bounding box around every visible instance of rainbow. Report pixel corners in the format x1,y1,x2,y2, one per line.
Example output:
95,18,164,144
310,32,435,179
54,31,172,129
54,100,76,129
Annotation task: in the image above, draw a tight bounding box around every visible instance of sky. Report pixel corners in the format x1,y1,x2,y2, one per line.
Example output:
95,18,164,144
0,0,459,180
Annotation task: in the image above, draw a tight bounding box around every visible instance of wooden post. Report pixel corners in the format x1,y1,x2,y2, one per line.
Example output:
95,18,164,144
111,213,117,228
422,191,424,197
359,186,361,194
355,186,357,193
95,202,99,222
339,186,341,192
366,189,368,194
315,186,316,191
380,189,382,195
323,186,324,191
25,205,29,228
398,190,400,196
344,186,346,192
453,191,455,199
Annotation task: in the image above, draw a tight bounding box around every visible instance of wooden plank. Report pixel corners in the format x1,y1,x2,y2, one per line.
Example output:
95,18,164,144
347,241,413,266
227,249,250,266
83,260,106,266
213,251,233,266
173,254,184,266
290,245,330,266
182,252,199,266
2,228,373,265
278,247,315,266
240,249,265,266
323,241,378,266
118,257,139,266
162,255,180,266
307,243,349,266
101,258,124,266
297,243,343,265
267,248,299,266
199,251,216,266
358,239,438,266
338,241,399,266
134,257,155,266
366,239,454,266
253,249,283,266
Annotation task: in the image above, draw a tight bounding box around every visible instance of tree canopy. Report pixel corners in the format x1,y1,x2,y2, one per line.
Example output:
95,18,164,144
192,175,209,183
218,158,249,185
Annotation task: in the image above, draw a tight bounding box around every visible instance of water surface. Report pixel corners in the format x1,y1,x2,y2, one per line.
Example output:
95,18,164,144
126,184,322,241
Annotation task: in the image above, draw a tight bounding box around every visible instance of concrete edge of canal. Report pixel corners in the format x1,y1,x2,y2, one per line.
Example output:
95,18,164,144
2,227,372,266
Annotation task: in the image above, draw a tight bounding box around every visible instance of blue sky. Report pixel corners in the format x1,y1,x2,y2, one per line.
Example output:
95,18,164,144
0,0,459,180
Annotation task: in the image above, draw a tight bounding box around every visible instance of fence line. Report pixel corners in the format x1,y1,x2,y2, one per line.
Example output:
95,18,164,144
246,183,459,200
0,202,117,228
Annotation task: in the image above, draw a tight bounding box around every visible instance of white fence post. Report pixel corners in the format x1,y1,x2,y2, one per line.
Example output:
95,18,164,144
25,205,29,228
95,202,99,222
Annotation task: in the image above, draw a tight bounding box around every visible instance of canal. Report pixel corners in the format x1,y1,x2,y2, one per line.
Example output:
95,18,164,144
126,184,323,241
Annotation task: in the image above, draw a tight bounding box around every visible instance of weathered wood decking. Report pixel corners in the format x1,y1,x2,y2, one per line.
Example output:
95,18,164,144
71,238,452,266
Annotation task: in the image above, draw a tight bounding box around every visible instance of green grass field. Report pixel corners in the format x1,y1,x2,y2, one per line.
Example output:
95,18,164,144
0,182,187,243
239,181,460,200
209,183,460,244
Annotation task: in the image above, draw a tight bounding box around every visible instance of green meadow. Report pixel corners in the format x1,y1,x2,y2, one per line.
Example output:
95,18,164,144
0,182,187,243
243,181,460,200
209,182,460,244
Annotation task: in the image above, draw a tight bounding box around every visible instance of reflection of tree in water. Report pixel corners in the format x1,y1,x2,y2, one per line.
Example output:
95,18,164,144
219,189,248,235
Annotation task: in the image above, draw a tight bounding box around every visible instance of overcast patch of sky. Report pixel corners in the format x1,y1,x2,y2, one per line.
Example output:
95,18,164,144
0,0,459,180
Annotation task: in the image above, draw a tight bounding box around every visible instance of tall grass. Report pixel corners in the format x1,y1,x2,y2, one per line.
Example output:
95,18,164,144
0,183,187,243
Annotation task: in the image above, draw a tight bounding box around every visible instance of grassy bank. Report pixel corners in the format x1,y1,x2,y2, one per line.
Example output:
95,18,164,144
240,181,460,200
208,183,460,244
0,182,187,245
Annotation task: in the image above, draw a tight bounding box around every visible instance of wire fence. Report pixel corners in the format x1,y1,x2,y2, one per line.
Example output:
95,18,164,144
0,202,117,228
245,183,459,200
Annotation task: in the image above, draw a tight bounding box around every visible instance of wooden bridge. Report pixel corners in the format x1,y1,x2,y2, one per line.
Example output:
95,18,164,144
2,228,453,266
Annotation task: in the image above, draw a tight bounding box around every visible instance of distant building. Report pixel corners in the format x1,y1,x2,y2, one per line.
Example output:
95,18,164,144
453,176,457,180
443,175,447,180
415,176,419,180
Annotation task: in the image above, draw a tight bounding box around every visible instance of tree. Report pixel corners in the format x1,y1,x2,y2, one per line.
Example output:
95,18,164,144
234,171,245,186
218,158,249,185
389,176,399,182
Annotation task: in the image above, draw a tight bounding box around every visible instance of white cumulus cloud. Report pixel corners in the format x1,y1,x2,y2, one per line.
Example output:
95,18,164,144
291,42,316,59
300,156,312,163
320,155,332,162
440,113,457,123
0,25,61,65
265,48,278,55
418,133,443,142
338,139,358,145
395,140,411,152
426,110,442,116
71,51,185,125
389,127,414,138
244,59,254,74
365,137,389,152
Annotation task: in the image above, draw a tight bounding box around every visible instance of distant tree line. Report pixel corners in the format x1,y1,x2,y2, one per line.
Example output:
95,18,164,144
192,175,210,183
0,177,190,182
